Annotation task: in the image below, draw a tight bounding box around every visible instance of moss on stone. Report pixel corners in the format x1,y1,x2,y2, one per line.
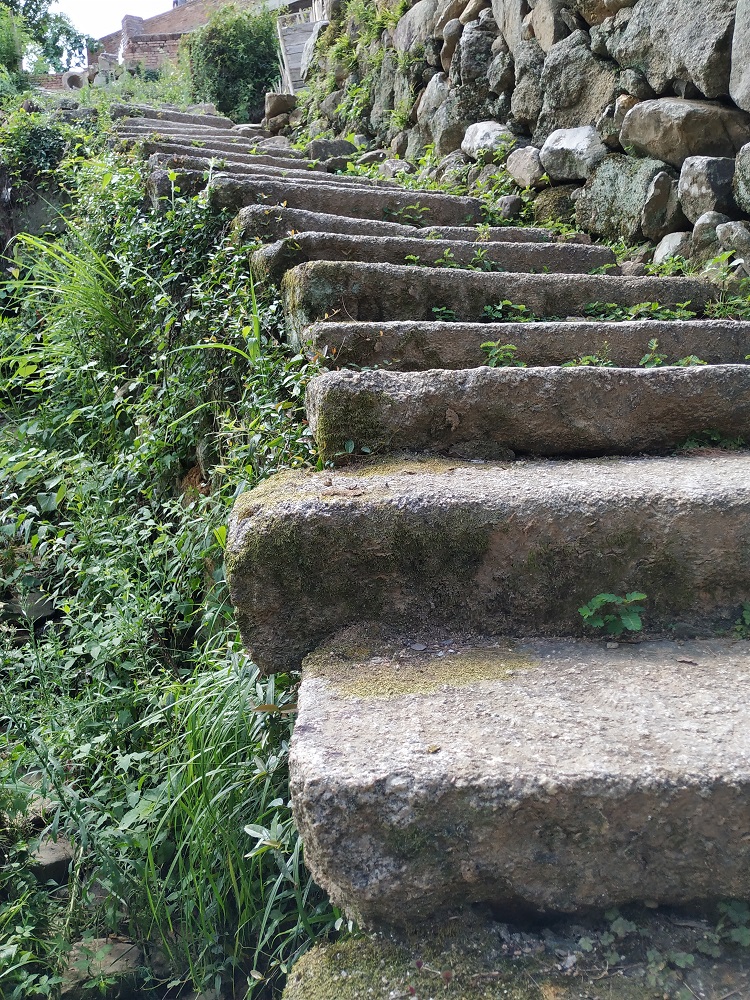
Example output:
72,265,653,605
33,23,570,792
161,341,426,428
314,387,388,460
281,932,656,1000
305,645,536,698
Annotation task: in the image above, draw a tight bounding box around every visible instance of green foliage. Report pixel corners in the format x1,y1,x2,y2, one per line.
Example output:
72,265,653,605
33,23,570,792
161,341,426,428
578,592,647,636
183,4,280,123
482,300,537,322
0,107,94,189
431,305,456,321
639,338,666,368
480,342,526,367
583,300,697,322
1,0,90,70
734,603,750,639
0,123,334,997
0,6,27,74
680,429,746,451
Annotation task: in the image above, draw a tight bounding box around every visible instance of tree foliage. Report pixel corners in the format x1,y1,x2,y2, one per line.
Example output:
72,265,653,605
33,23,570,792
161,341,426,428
0,0,91,71
183,3,280,123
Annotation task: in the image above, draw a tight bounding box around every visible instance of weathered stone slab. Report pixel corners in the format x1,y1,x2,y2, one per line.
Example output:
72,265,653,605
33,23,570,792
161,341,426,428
678,155,736,223
110,103,235,128
113,120,271,144
297,318,750,369
207,177,484,227
29,834,74,884
226,454,750,671
251,232,615,284
280,260,713,331
306,365,750,461
290,628,750,925
232,203,559,243
139,146,329,174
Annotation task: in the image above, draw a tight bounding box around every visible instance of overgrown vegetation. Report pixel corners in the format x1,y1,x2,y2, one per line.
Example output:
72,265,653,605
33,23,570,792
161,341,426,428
0,104,334,999
182,4,280,123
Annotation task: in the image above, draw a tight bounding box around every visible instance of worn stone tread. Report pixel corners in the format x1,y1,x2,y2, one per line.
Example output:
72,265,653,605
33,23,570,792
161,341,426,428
226,453,750,672
251,232,616,284
207,175,485,226
110,102,235,129
233,202,559,243
297,318,750,369
306,365,750,461
281,261,714,332
112,120,273,142
290,628,750,925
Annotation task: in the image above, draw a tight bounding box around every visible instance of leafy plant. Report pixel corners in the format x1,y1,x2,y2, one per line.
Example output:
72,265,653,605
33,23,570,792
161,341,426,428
480,341,526,367
578,592,647,636
639,338,666,368
561,343,613,367
734,602,750,639
182,4,280,122
431,305,457,321
482,300,537,322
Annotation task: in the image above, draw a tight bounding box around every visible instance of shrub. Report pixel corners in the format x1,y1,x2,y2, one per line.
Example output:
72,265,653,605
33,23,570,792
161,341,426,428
183,4,280,123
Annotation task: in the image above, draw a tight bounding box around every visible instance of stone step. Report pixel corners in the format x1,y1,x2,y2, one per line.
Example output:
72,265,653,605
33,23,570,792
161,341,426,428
207,175,485,226
281,261,714,333
284,913,750,1000
110,102,236,129
298,318,750,370
124,136,319,161
306,365,750,462
146,164,397,207
225,453,750,673
251,232,617,284
290,626,750,927
233,202,560,243
112,119,271,142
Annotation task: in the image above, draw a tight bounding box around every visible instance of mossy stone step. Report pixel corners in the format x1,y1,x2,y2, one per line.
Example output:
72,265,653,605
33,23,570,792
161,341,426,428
110,102,235,129
206,175,485,226
233,202,559,243
112,120,271,142
250,232,616,284
284,917,750,1000
290,626,750,926
297,318,750,369
225,453,750,672
306,365,750,461
281,261,714,333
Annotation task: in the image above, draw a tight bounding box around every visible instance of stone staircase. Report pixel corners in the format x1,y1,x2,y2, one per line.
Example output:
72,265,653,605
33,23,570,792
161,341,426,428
122,106,750,996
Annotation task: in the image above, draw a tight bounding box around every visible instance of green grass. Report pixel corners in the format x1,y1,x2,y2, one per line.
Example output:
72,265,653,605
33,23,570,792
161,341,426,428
0,103,335,999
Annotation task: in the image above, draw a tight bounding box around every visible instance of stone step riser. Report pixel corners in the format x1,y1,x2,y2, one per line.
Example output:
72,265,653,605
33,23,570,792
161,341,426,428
146,158,394,189
307,365,750,461
233,203,559,244
207,176,485,227
225,455,750,673
251,233,616,285
126,137,315,161
298,318,750,369
291,630,750,927
281,261,714,332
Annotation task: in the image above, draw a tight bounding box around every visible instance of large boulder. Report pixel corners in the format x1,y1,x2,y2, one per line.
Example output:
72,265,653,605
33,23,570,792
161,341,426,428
620,99,750,168
453,16,496,83
393,0,438,51
416,71,451,124
735,143,750,213
576,154,667,241
530,0,571,51
731,0,750,112
434,0,469,34
506,144,546,187
509,38,545,131
606,0,736,99
534,31,619,143
370,49,398,136
461,120,516,159
487,36,515,94
641,170,688,242
716,220,750,276
678,156,736,224
491,0,529,56
692,210,732,264
653,231,692,265
539,125,608,181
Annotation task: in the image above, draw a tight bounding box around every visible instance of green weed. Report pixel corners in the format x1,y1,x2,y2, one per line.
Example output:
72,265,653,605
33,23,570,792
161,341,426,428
578,592,647,637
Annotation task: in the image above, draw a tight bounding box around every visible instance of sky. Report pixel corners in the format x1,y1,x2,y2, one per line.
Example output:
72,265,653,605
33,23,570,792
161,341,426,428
53,0,168,41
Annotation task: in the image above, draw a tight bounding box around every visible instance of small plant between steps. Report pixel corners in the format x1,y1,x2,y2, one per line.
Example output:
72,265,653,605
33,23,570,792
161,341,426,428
578,592,647,637
480,341,526,367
